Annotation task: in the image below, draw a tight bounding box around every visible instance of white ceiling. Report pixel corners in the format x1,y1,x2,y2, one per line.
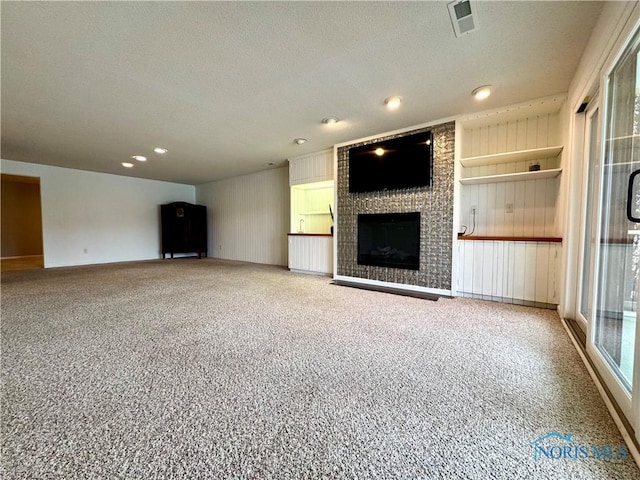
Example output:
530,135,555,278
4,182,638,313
1,1,605,186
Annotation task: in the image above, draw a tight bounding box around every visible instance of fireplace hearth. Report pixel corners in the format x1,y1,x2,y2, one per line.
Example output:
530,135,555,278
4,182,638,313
357,213,420,270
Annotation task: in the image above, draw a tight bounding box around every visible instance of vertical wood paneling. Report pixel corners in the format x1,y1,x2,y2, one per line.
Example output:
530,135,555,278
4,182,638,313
456,240,561,306
481,241,493,296
523,181,536,236
462,241,474,293
288,236,332,274
513,181,526,237
512,242,526,301
289,149,333,185
535,243,550,303
495,182,506,235
545,177,559,236
548,244,561,304
472,241,484,295
196,167,289,266
492,241,504,298
505,241,515,300
534,179,547,236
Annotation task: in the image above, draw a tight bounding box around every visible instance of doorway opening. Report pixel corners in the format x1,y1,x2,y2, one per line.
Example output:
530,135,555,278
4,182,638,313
1,174,44,272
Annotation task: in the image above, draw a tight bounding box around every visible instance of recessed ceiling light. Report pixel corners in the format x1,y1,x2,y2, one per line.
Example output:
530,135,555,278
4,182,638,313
322,117,339,125
472,85,492,100
384,96,403,109
375,148,385,156
153,147,168,154
131,155,147,162
122,162,134,168
294,138,307,145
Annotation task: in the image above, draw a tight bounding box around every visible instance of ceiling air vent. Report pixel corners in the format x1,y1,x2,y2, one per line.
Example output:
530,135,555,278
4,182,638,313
448,0,478,37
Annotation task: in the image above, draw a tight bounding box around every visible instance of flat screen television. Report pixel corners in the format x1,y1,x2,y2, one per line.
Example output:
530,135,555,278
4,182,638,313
348,131,433,193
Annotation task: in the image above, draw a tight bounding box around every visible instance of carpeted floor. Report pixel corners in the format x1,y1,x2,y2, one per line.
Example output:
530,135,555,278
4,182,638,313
1,258,639,479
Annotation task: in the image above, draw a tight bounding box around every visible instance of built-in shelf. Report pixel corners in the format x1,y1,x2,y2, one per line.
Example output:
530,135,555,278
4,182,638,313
458,236,562,242
460,168,562,185
460,146,563,168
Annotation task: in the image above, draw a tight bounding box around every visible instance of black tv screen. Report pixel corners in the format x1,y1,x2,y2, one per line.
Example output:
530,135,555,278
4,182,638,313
348,131,433,193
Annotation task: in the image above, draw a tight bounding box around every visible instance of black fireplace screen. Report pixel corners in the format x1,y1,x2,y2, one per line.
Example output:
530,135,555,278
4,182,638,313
357,212,420,270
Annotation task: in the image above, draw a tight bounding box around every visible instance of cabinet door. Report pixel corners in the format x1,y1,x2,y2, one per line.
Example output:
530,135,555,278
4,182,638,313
161,203,192,253
189,205,207,253
161,204,189,252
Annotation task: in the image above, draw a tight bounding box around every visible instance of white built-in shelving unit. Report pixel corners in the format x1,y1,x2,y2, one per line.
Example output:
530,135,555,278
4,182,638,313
455,95,566,306
459,145,563,184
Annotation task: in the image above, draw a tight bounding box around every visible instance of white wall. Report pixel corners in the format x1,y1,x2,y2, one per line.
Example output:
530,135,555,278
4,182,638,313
0,159,194,267
196,167,289,266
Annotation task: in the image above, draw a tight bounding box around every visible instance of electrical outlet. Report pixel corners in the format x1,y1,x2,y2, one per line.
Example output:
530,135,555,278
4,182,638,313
506,203,514,214
83,248,88,254
471,205,477,215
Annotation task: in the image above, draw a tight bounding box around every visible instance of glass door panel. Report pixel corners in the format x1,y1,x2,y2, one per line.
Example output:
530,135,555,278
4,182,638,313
579,106,599,323
594,30,640,391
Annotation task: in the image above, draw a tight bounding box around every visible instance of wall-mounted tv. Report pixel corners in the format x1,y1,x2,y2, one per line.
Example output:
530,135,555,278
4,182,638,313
348,131,433,193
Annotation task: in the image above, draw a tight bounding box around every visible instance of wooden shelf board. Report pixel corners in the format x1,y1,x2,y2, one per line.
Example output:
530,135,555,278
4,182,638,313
460,168,562,185
287,233,333,237
458,236,562,243
460,146,563,168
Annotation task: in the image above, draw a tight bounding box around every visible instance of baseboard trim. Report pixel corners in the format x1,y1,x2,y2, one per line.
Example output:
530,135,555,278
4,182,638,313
332,278,445,301
457,291,558,310
0,254,44,272
289,269,332,277
561,317,640,468
333,275,451,298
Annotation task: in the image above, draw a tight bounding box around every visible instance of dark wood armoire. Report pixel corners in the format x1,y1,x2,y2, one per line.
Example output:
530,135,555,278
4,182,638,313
160,202,207,259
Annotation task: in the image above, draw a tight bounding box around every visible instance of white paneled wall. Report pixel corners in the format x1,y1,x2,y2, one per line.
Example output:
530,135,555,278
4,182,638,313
457,240,561,306
460,112,562,236
196,167,289,266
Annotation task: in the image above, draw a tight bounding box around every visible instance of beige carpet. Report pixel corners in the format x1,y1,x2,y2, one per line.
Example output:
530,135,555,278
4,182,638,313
1,258,639,479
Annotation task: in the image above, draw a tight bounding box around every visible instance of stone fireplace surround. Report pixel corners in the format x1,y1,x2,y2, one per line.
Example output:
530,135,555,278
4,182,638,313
335,121,455,294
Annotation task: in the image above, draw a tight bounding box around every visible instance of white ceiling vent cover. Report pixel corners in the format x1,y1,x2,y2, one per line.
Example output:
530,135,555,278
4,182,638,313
448,0,478,37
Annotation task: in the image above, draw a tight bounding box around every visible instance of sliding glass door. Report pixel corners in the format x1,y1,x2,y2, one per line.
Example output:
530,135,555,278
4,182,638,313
578,103,600,327
585,27,640,430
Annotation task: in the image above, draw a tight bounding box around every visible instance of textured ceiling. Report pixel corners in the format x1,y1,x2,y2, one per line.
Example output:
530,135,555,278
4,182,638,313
1,1,604,185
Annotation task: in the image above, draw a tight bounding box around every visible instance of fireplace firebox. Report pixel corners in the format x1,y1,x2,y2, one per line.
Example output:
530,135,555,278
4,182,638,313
357,213,420,270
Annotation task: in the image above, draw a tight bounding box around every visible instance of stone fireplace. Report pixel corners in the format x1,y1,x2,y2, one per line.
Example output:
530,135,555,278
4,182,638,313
335,121,455,293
